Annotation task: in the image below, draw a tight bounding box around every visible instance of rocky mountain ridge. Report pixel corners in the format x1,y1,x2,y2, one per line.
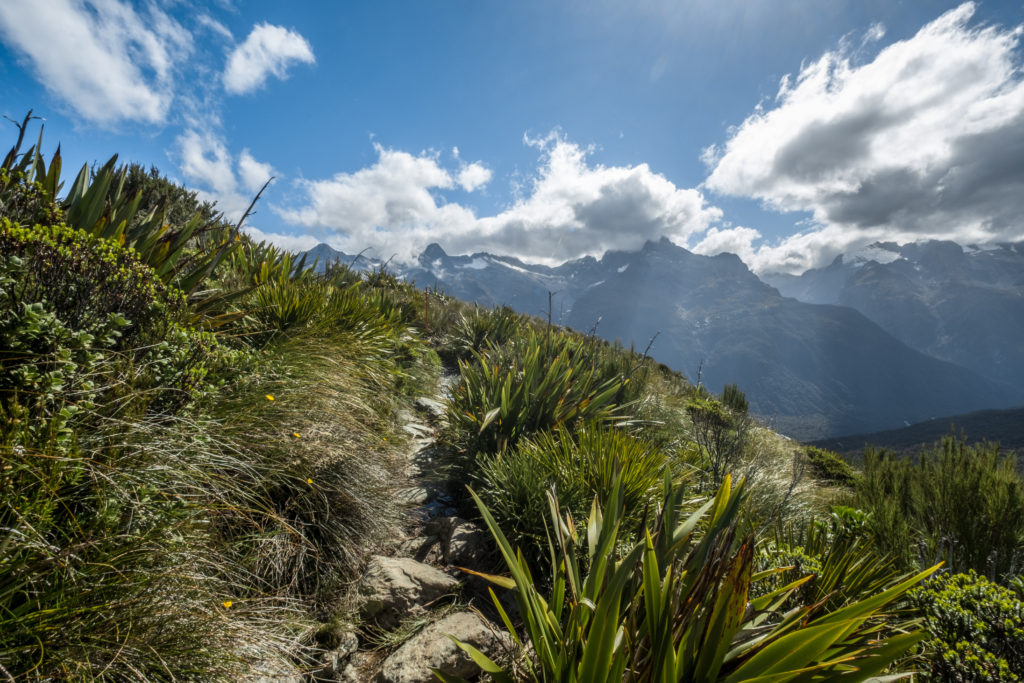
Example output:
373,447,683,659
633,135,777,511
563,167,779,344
763,240,1024,383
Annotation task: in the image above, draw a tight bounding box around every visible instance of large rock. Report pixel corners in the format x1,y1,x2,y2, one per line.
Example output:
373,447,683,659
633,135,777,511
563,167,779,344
445,518,492,569
378,611,506,683
358,556,459,628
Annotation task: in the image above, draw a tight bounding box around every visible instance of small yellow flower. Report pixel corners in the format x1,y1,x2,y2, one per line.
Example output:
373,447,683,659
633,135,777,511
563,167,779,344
292,432,301,438
223,600,233,609
306,477,313,484
265,394,274,401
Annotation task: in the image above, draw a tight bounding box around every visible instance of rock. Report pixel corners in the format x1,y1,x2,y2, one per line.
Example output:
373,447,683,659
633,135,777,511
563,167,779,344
415,396,447,421
244,658,304,683
396,485,432,506
445,518,491,569
358,556,459,628
395,533,444,564
378,612,506,683
310,631,359,681
338,651,379,683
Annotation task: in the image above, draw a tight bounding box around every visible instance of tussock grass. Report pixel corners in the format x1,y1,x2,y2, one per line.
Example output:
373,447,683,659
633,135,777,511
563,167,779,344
0,409,312,680
207,331,413,596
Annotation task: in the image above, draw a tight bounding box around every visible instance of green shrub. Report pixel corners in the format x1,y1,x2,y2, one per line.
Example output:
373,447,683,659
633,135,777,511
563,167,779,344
0,224,241,422
0,220,178,344
686,384,753,488
853,436,1024,578
910,571,1024,681
805,445,857,486
476,425,670,559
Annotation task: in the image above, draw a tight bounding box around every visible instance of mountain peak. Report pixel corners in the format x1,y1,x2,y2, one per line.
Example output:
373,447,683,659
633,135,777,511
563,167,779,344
421,243,448,261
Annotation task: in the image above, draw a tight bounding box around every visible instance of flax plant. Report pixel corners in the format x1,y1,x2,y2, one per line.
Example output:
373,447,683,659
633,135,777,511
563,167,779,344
440,473,938,682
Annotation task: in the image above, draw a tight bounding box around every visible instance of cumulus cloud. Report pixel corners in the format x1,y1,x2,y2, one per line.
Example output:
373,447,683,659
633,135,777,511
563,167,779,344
0,0,190,124
457,162,492,192
176,130,277,222
279,133,721,264
703,3,1024,273
238,149,276,193
223,23,315,95
692,226,763,264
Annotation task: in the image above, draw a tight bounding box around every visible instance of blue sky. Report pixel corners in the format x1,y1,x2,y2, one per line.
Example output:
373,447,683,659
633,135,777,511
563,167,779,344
2,1,1023,273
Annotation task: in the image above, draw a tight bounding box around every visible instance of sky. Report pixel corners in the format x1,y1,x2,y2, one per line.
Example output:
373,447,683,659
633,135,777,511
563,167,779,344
1,0,1023,274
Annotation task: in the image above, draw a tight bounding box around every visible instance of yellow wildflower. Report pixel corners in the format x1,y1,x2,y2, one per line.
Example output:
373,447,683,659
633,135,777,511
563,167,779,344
292,432,301,438
265,394,274,401
306,477,313,484
223,600,233,609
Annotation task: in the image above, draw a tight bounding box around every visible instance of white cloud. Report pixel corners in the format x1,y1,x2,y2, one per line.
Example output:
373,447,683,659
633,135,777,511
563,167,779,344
238,149,275,193
197,13,233,41
704,3,1024,273
0,0,190,124
176,130,278,223
457,162,492,192
862,22,886,45
692,226,763,264
242,226,319,252
223,23,315,95
280,132,722,264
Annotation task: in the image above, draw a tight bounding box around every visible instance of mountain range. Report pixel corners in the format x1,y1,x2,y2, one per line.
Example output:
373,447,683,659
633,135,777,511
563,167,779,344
763,240,1024,385
302,239,1024,441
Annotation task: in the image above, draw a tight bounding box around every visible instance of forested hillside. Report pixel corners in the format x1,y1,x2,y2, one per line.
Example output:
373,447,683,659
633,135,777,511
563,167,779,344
3,121,1023,681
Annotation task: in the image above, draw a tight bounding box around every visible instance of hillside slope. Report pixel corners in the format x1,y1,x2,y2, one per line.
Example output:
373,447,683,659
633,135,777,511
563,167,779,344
347,239,1024,440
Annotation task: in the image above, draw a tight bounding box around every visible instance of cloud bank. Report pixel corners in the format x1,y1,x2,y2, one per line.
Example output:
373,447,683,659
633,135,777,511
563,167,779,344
0,0,190,124
279,133,721,264
703,2,1024,273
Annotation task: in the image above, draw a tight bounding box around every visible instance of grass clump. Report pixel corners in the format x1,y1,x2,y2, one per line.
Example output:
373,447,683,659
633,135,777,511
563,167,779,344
804,445,858,486
476,425,673,559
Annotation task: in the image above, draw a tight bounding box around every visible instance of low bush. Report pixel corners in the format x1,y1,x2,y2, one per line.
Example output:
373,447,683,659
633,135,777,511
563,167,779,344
910,571,1024,681
853,436,1024,578
686,383,753,488
444,304,525,361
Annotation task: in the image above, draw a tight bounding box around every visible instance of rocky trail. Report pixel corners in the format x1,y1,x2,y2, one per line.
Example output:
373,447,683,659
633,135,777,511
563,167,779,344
310,371,513,683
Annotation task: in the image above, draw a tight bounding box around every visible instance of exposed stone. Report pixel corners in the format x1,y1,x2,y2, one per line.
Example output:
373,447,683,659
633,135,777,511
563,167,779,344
310,631,360,681
378,612,506,683
358,556,459,628
445,518,492,569
338,651,380,683
396,485,432,506
244,658,304,683
415,395,447,421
